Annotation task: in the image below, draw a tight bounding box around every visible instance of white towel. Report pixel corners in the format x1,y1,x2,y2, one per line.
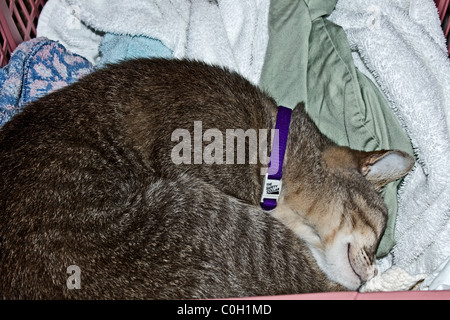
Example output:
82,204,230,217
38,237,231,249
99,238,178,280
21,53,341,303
329,0,450,290
37,0,104,64
37,0,269,84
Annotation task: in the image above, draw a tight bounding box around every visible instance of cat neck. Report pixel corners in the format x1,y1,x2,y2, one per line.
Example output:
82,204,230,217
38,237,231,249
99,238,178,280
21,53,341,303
276,104,333,202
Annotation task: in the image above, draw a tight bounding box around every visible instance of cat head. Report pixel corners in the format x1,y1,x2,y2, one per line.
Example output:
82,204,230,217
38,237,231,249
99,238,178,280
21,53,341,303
274,146,415,290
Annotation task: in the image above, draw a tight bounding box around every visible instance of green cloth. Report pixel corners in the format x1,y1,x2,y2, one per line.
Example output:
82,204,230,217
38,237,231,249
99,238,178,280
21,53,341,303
259,0,413,257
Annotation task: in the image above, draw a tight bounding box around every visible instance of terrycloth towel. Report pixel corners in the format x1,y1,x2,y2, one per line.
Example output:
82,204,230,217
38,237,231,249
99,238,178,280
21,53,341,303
329,0,450,289
185,0,270,84
0,37,94,127
37,0,270,84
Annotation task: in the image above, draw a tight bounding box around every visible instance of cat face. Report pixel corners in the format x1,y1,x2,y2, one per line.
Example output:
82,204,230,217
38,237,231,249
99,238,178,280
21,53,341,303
274,147,415,290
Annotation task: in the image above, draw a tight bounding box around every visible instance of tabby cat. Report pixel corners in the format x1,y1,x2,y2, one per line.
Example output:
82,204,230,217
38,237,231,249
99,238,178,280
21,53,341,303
0,59,414,299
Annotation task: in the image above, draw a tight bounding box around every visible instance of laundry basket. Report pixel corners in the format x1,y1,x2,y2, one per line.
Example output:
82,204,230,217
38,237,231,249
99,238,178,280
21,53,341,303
0,0,47,67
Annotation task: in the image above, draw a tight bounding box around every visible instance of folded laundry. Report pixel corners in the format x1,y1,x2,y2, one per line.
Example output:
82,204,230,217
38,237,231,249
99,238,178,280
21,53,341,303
37,0,269,84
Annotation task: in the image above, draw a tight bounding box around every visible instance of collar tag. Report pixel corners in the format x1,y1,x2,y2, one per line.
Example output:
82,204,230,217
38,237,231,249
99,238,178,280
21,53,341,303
260,174,282,203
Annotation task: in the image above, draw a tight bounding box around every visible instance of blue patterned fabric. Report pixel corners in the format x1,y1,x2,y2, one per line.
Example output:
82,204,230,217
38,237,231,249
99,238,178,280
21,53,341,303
0,37,94,127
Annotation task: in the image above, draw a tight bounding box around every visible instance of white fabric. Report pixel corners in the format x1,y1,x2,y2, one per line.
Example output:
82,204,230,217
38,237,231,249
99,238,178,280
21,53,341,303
421,256,450,290
37,0,270,84
361,266,426,292
37,0,104,64
329,0,450,290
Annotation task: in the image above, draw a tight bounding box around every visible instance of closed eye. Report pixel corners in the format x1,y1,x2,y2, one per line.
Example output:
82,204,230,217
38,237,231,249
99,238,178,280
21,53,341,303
347,243,362,280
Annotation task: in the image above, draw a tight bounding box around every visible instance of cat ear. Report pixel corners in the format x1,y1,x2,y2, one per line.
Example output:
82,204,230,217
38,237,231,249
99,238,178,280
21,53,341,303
354,150,415,190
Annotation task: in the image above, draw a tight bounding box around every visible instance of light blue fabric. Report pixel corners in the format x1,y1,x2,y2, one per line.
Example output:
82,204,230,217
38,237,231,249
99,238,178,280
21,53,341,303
98,33,173,68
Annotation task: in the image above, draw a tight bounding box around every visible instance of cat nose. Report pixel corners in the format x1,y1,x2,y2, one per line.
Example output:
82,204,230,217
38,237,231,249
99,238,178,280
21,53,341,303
360,264,379,283
359,267,378,287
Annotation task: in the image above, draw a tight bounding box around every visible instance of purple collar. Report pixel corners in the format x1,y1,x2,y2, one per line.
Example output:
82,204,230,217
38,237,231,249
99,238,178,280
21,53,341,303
260,106,292,211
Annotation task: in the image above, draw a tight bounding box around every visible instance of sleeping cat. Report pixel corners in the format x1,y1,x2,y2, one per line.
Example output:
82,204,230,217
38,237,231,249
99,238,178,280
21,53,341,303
0,58,414,299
